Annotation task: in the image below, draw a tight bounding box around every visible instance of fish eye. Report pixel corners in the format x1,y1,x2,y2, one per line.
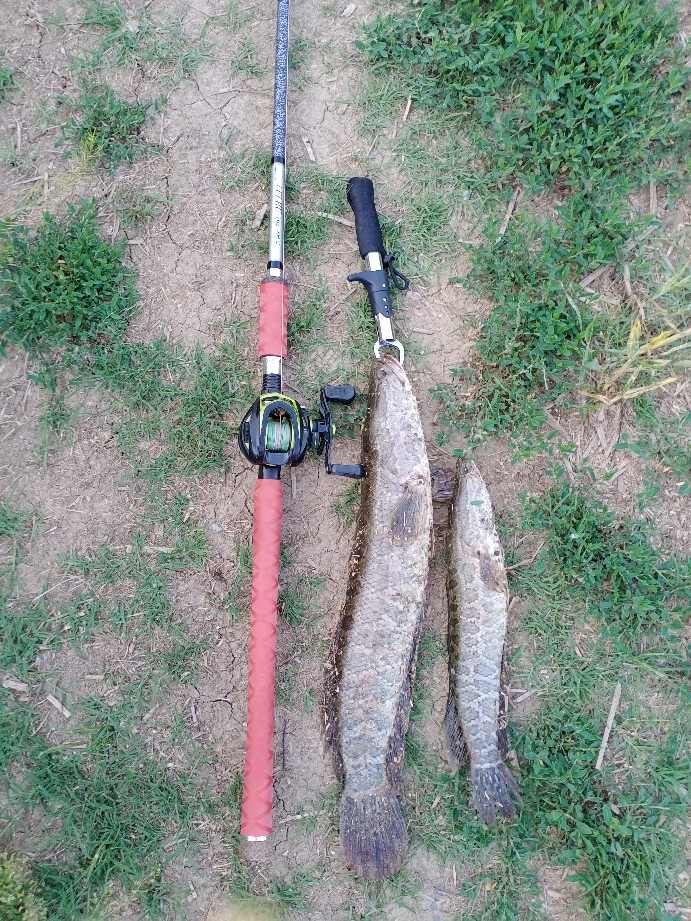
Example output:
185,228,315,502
379,369,387,378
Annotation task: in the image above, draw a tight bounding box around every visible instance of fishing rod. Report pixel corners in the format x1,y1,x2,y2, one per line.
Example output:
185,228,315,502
238,0,363,841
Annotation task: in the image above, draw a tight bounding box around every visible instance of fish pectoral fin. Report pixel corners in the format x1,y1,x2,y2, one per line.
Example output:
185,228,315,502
390,480,428,546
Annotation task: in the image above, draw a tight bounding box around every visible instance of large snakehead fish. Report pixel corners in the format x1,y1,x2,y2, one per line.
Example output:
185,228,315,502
324,354,432,881
442,459,521,824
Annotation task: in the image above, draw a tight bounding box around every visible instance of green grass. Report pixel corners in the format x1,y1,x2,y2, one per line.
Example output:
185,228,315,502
516,709,688,921
520,474,691,641
288,280,328,351
0,138,39,176
359,0,688,191
279,574,325,628
432,194,691,458
357,0,690,475
617,393,691,499
431,193,645,445
0,202,138,356
0,498,102,677
74,1,213,82
35,365,75,468
40,319,255,478
0,697,198,919
110,185,170,232
64,492,208,636
330,482,361,529
1,489,209,678
0,63,15,102
56,84,164,173
216,138,271,192
285,213,331,260
0,497,32,548
1,197,255,475
219,0,253,33
289,34,312,90
37,389,74,468
224,155,351,266
231,38,264,77
0,852,47,921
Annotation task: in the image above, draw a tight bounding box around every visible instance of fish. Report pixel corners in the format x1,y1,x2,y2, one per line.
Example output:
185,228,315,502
323,354,432,881
442,459,521,824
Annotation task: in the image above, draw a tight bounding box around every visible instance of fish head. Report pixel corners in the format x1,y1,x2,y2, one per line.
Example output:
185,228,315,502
365,356,429,486
373,354,411,394
456,458,499,536
457,458,481,481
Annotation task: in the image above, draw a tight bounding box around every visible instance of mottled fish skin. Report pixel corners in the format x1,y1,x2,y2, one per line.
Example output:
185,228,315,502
444,459,521,824
323,355,432,881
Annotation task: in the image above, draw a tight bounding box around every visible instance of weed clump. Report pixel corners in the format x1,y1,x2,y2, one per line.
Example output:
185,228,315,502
0,202,138,355
0,499,31,546
76,1,213,81
57,84,164,173
0,853,47,921
330,482,360,529
517,709,689,920
432,189,657,445
0,63,14,102
360,0,688,189
522,477,691,638
110,185,170,231
0,698,197,920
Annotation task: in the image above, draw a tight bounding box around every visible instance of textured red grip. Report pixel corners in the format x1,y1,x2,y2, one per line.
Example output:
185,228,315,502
258,281,288,359
241,477,283,838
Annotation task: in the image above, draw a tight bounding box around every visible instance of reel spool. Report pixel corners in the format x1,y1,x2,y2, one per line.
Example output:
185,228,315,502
239,386,364,479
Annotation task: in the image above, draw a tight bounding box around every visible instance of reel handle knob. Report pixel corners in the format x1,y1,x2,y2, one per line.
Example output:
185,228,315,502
330,463,365,479
322,384,356,405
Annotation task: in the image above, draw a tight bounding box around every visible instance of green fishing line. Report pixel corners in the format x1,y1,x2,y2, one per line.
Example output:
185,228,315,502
266,417,291,452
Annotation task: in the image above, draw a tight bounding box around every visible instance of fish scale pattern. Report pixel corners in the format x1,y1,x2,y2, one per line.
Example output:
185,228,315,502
241,477,283,838
447,461,521,824
326,355,432,879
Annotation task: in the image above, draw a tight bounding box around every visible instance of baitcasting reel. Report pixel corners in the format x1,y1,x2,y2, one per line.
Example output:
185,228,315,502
238,385,364,479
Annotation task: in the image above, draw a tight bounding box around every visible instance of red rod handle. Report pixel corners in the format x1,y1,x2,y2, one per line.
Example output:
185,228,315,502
258,280,289,359
241,476,283,838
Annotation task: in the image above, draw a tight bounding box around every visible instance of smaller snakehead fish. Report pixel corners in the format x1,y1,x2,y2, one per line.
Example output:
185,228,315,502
324,355,432,881
443,459,521,824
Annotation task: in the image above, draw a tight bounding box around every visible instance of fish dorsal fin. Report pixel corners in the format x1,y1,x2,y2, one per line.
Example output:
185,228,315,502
390,478,426,546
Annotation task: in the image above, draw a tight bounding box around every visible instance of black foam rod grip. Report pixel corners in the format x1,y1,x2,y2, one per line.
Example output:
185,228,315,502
347,177,385,258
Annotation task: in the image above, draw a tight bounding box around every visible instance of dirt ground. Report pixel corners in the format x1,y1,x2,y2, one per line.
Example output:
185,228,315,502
1,1,690,919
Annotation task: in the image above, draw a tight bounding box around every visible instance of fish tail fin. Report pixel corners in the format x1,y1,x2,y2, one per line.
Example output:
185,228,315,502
340,787,408,880
442,690,469,768
471,762,522,825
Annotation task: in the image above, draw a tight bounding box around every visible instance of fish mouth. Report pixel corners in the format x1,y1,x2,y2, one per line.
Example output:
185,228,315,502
459,458,481,478
376,354,410,389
